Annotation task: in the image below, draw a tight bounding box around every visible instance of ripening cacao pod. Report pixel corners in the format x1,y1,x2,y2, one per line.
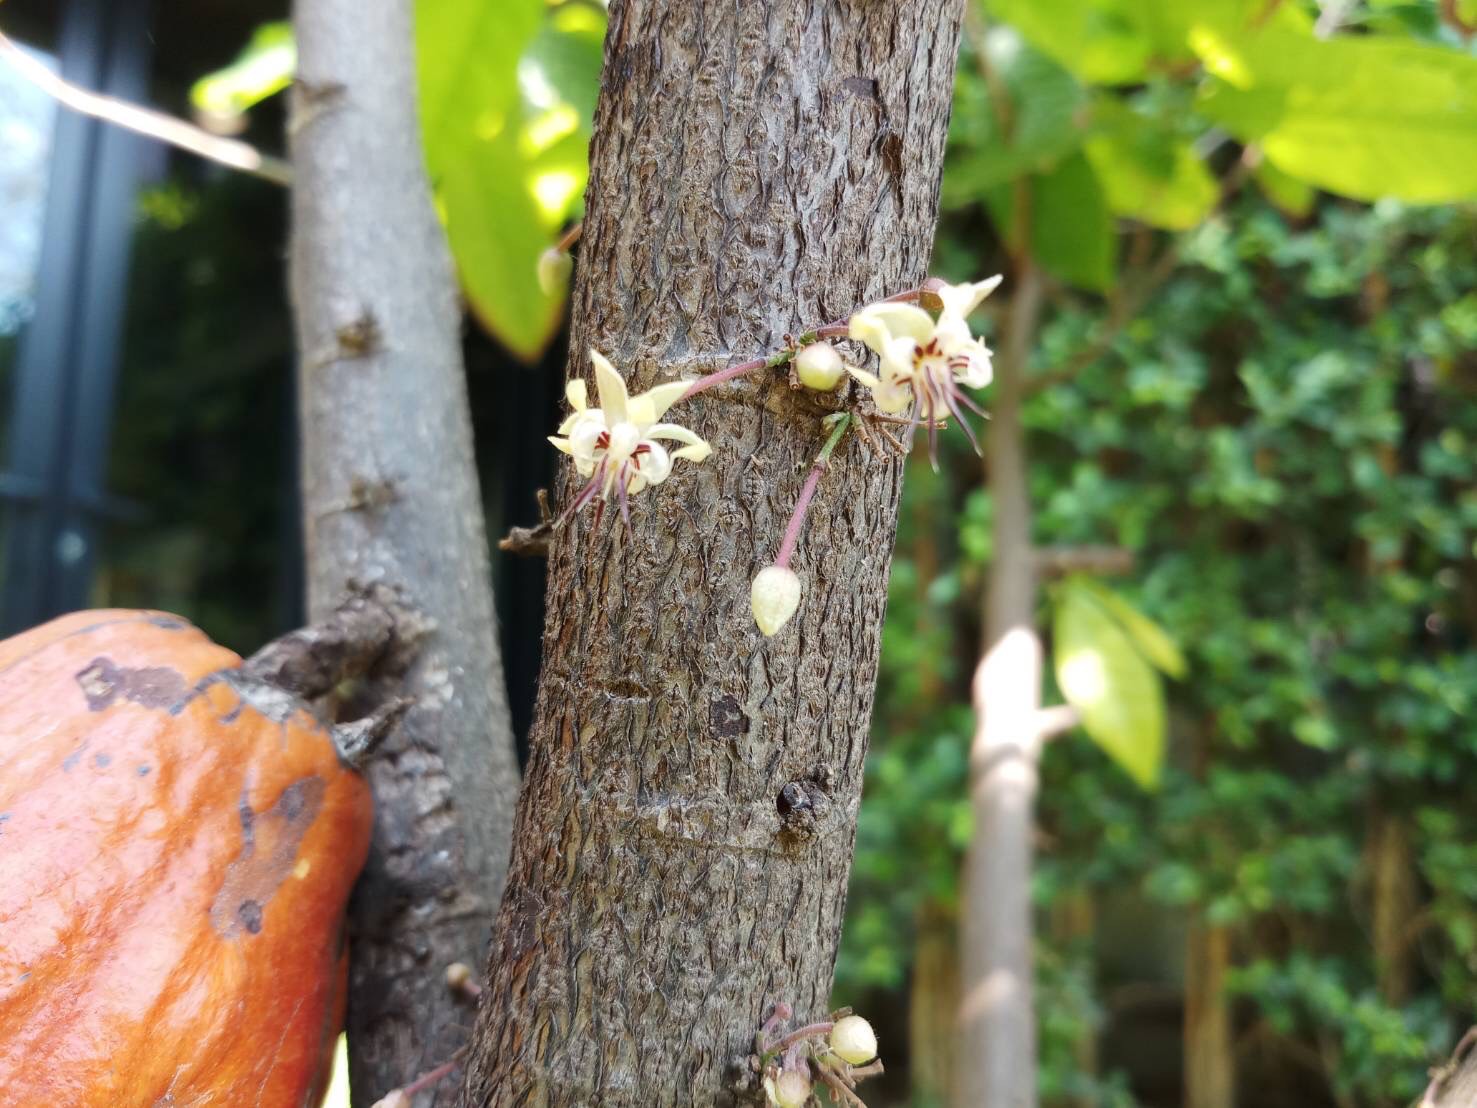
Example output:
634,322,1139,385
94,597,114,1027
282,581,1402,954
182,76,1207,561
0,610,373,1106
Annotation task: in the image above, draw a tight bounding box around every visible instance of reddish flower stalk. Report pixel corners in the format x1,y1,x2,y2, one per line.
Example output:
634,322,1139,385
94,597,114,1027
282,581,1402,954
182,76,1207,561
775,413,852,569
679,288,921,402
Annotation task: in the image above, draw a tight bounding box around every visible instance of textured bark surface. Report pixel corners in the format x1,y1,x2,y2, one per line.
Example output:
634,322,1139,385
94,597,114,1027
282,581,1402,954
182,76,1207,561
459,2,966,1103
959,262,1045,1108
287,1,520,1102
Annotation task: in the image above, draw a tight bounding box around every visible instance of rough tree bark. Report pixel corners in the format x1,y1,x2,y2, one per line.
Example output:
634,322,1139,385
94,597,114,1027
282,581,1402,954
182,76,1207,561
458,2,967,1103
958,260,1045,1108
287,1,521,1102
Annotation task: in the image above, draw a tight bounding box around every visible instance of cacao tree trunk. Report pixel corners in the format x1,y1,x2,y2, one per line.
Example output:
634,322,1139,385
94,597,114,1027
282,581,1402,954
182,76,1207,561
287,1,520,1101
459,1,967,1103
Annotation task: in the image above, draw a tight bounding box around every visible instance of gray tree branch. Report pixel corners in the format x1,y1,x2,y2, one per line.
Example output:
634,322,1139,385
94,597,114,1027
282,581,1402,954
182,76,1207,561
286,0,520,1102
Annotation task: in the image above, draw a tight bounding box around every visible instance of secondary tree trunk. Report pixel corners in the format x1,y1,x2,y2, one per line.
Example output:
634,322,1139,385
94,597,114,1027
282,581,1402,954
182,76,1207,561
958,259,1045,1108
287,1,521,1102
1184,920,1235,1108
459,2,967,1103
1368,806,1417,1006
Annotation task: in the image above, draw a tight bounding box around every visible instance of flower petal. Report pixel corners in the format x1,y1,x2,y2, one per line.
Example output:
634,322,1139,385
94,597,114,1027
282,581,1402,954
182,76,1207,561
845,363,881,389
565,378,588,411
647,423,712,463
936,274,1003,320
549,435,573,454
849,302,935,352
636,440,672,486
637,379,693,425
590,349,629,424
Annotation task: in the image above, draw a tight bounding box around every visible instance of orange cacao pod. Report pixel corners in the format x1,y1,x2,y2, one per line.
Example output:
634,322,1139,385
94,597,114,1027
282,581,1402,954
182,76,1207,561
0,610,373,1106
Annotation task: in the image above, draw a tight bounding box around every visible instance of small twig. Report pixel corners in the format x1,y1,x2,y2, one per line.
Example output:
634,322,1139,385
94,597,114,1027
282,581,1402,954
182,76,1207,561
332,697,412,768
0,28,292,186
774,415,852,570
761,1021,835,1060
1036,704,1080,741
499,523,552,557
816,1066,870,1108
241,582,421,698
445,962,483,999
400,1047,469,1097
1033,545,1135,578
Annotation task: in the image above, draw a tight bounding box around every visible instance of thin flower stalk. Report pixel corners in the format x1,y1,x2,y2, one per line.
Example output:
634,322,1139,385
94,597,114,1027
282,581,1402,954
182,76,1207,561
679,287,923,402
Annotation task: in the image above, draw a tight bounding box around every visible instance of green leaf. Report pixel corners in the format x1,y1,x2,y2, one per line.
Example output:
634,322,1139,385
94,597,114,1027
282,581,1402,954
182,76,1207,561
986,153,1116,290
417,0,605,360
189,22,295,122
1074,577,1188,678
982,0,1154,85
945,26,1088,200
1084,106,1219,230
1193,25,1477,203
1253,156,1315,217
1053,580,1167,789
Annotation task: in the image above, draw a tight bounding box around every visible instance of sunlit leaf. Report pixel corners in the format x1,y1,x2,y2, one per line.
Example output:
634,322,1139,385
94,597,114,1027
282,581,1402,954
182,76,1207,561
1075,577,1188,679
1253,154,1316,217
1053,580,1167,789
417,0,605,360
945,27,1088,200
1085,105,1218,230
986,152,1115,290
982,0,1153,84
1193,25,1477,203
189,22,295,124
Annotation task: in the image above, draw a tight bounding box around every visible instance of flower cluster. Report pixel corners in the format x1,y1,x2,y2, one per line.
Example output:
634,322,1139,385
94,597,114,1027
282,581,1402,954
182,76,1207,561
845,274,1001,464
549,350,710,530
752,1004,882,1107
544,278,1001,634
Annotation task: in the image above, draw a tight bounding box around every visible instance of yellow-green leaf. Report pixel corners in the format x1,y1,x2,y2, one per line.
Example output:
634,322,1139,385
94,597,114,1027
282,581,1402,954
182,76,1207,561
1074,577,1188,679
1193,25,1477,203
189,22,295,123
1253,155,1316,218
416,0,604,361
1085,107,1219,230
1053,581,1167,789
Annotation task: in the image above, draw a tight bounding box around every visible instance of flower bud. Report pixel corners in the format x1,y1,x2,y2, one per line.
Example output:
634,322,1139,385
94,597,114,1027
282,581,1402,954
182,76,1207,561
371,1092,412,1108
537,246,573,296
829,1014,878,1065
765,1069,813,1108
445,961,476,991
918,276,947,313
751,566,801,637
794,342,845,391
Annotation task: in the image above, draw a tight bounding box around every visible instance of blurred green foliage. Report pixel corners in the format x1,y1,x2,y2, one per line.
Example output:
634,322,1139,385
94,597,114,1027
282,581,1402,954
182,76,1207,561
841,4,1477,1104
843,191,1477,1108
192,0,606,362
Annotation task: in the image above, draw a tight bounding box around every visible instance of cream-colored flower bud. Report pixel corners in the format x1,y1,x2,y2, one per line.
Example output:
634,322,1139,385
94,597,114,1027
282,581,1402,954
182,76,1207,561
445,962,475,991
794,342,846,391
764,1070,813,1108
829,1014,878,1065
537,247,572,296
371,1091,412,1108
751,566,801,636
